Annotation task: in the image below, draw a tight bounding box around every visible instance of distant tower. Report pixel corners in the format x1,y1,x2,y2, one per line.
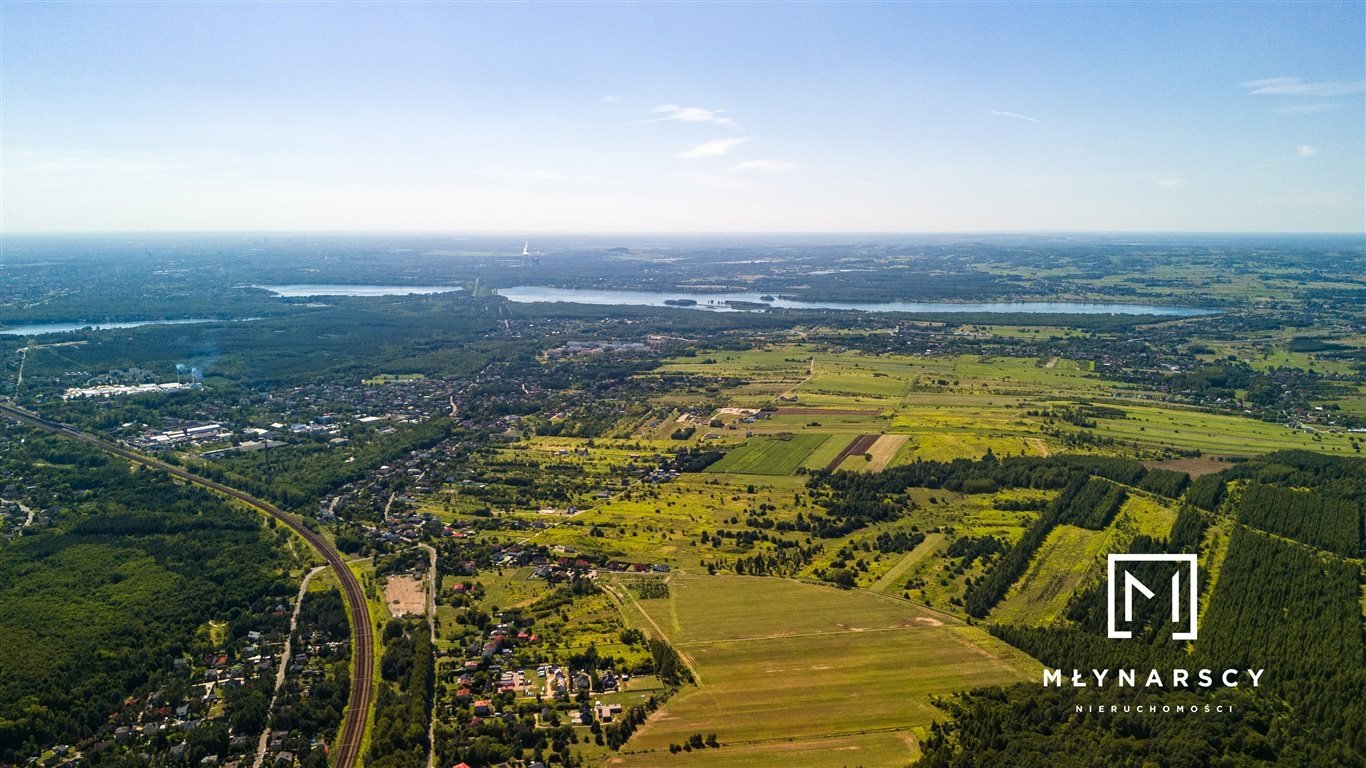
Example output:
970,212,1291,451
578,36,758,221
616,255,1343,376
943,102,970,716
521,241,530,268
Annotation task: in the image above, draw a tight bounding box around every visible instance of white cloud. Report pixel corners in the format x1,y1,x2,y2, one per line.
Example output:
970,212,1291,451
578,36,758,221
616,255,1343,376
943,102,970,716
600,95,620,103
730,160,797,173
989,110,1039,123
679,137,749,159
1242,77,1366,97
1156,178,1187,189
1297,144,1317,158
649,104,742,130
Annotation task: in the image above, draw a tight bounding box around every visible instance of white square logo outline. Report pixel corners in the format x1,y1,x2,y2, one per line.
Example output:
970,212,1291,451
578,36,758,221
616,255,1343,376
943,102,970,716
1106,553,1198,640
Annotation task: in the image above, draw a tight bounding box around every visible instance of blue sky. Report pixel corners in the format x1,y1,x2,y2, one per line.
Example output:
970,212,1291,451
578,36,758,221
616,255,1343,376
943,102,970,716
2,2,1363,232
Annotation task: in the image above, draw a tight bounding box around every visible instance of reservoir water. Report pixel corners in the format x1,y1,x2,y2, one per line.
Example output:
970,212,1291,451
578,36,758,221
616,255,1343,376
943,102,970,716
496,286,1216,316
254,284,463,297
0,318,228,336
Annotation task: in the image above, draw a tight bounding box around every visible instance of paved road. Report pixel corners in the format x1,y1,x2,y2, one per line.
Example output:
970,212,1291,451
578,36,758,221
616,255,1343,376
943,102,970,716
254,564,328,768
0,401,375,768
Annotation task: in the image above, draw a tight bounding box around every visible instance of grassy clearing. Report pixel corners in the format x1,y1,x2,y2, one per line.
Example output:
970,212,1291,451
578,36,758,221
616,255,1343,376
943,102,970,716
990,525,1107,626
610,576,1036,768
523,473,810,573
610,731,923,768
1116,494,1179,539
869,533,944,595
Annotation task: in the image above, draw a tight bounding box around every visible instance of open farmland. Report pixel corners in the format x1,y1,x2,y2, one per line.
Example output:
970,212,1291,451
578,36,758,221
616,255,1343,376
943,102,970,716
650,346,1361,461
706,433,835,475
607,576,1037,768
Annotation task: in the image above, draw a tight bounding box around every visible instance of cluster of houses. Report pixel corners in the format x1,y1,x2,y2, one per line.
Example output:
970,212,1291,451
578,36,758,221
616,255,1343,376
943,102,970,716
32,626,287,767
0,497,37,539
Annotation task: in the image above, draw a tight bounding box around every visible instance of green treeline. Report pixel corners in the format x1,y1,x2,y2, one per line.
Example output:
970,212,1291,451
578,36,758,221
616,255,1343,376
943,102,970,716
1199,526,1364,751
650,639,692,688
1138,467,1190,498
963,473,1123,618
1184,473,1226,511
367,620,435,768
1054,476,1127,529
919,452,1365,766
1236,482,1360,557
197,418,455,510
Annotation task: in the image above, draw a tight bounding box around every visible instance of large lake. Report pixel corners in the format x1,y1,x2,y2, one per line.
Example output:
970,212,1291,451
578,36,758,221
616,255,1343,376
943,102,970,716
0,318,227,336
496,287,1217,316
254,284,463,297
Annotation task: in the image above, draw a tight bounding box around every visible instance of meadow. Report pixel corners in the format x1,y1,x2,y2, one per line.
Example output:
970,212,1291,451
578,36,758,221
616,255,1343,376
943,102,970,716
650,346,1360,462
605,576,1037,768
705,433,839,475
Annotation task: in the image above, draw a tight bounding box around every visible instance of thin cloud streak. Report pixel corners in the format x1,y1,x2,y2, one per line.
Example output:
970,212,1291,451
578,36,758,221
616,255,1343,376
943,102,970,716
1273,103,1338,114
990,110,1039,122
648,104,742,130
1243,77,1365,97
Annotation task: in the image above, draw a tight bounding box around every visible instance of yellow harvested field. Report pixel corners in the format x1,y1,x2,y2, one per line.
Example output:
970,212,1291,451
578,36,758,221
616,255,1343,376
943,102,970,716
864,434,909,470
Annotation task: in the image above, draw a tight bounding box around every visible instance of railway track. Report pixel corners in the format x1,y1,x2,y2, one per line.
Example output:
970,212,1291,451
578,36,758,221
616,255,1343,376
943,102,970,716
0,401,374,768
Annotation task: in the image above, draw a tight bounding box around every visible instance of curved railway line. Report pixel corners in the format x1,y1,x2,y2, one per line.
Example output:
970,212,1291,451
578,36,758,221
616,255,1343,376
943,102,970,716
0,401,374,768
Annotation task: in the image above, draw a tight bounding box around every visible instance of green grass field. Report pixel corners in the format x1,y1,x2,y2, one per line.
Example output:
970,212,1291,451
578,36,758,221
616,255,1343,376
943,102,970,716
991,525,1108,626
608,576,1038,768
989,490,1180,626
652,345,1360,460
706,433,836,475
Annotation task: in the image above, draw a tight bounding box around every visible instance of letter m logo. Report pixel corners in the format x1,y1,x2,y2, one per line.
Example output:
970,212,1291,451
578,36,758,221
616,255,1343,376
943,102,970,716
1106,554,1198,640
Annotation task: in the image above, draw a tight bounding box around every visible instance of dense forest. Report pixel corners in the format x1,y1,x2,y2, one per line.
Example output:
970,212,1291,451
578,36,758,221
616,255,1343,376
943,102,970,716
0,431,295,762
367,620,435,768
918,452,1366,767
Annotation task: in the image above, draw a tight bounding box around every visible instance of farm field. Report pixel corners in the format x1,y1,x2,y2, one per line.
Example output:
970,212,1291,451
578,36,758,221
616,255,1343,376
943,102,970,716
705,433,835,475
1089,403,1358,455
608,576,1038,767
650,346,1361,460
841,434,909,471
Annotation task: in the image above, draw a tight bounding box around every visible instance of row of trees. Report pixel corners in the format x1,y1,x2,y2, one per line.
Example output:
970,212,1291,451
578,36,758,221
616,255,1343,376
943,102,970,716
920,452,1365,766
1236,482,1359,557
367,621,435,768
